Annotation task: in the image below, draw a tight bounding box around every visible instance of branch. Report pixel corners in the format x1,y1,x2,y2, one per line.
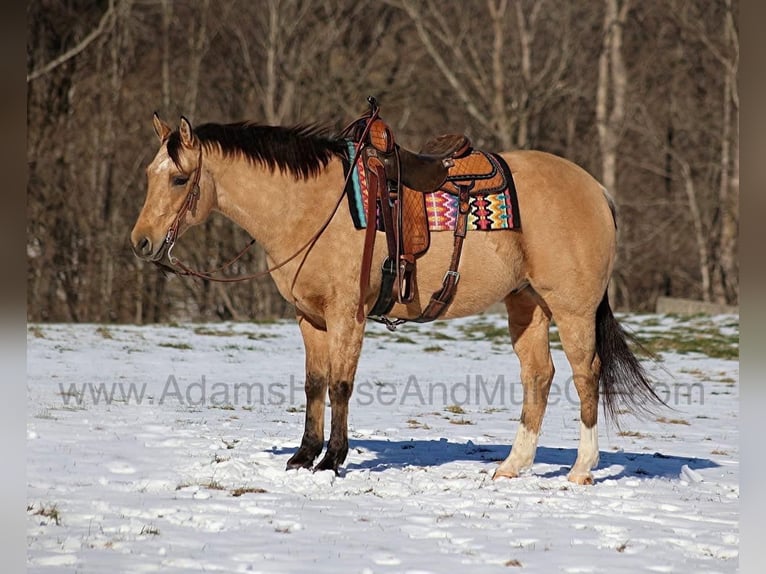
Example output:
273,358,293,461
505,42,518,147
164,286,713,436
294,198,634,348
27,1,116,83
391,0,491,129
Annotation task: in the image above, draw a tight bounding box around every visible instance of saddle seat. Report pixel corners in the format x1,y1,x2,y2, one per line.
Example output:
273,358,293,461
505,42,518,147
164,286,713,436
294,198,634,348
396,134,471,193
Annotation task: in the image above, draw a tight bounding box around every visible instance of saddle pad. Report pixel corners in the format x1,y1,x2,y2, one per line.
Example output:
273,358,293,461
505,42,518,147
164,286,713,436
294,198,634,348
343,141,521,232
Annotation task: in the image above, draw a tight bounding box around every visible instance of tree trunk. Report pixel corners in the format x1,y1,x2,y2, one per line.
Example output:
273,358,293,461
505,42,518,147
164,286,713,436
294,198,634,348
596,0,629,195
712,0,739,304
596,0,630,306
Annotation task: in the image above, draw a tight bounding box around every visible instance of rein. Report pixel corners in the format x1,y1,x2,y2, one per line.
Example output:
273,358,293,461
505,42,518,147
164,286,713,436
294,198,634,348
157,112,379,283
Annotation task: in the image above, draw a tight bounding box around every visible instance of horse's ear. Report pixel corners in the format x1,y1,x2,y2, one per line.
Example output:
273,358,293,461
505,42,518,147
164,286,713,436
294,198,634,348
152,112,172,142
179,116,198,150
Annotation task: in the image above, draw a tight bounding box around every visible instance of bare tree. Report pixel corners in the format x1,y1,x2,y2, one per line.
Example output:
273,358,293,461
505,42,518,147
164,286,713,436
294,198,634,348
26,0,739,323
388,0,572,150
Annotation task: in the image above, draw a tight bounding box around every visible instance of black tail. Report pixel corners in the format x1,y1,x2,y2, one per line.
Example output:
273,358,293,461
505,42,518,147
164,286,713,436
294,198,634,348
596,292,666,425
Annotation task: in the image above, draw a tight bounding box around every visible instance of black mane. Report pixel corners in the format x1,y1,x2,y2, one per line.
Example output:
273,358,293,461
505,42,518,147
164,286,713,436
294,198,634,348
166,122,348,180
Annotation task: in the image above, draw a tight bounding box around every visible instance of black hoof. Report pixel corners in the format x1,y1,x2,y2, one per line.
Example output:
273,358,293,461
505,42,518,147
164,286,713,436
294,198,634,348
286,448,319,470
312,454,341,475
312,445,347,475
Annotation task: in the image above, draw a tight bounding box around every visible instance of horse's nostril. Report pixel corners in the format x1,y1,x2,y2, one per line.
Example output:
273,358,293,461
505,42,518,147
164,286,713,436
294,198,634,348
137,237,152,257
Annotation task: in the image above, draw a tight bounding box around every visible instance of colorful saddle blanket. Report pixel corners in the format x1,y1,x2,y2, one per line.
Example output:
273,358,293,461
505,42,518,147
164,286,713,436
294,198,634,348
344,141,521,232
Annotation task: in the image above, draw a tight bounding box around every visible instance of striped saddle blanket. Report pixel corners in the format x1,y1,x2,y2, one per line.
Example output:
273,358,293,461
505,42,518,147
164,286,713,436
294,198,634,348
344,141,521,233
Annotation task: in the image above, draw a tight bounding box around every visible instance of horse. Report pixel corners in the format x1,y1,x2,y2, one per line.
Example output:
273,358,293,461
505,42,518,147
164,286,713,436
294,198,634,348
130,112,661,485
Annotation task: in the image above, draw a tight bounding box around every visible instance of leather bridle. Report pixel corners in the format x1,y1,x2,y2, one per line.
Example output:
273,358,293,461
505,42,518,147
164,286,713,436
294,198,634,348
154,117,375,283
162,147,203,261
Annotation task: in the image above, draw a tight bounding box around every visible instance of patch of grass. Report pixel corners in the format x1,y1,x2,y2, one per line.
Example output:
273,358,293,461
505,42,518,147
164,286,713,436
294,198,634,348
209,403,236,411
58,387,81,399
655,416,690,426
407,418,431,430
286,405,305,413
34,408,56,420
96,325,113,339
505,559,523,567
711,449,729,455
445,404,466,414
28,325,45,338
158,341,192,350
176,479,226,491
459,322,508,342
193,327,237,337
394,335,417,344
231,486,268,497
618,430,646,438
635,328,738,360
423,345,444,353
221,438,240,450
431,331,456,341
29,503,61,525
247,332,279,340
140,524,160,536
679,367,706,376
449,417,474,425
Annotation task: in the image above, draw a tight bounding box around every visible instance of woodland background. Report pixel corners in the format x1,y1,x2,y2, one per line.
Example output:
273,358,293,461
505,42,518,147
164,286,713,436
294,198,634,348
26,0,739,324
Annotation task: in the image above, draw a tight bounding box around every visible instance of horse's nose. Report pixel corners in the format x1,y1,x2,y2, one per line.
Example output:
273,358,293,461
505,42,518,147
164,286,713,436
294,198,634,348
133,236,153,258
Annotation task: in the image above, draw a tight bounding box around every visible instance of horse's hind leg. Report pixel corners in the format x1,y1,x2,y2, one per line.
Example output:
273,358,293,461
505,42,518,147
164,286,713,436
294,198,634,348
494,289,554,479
550,306,602,485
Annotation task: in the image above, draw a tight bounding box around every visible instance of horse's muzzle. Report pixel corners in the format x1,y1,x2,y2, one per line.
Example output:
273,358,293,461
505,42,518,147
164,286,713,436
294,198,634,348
132,235,154,259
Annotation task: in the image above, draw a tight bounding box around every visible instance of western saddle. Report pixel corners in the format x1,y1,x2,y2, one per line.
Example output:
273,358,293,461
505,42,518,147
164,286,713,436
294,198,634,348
346,97,505,327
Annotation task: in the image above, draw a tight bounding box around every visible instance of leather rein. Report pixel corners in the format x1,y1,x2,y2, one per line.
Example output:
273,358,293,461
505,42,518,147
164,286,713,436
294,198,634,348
156,114,378,283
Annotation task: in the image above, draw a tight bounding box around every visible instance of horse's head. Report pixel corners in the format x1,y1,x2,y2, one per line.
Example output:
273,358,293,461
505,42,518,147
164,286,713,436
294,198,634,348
130,114,216,265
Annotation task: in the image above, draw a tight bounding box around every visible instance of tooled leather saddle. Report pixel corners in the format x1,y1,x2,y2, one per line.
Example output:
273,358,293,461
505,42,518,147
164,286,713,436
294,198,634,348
346,97,516,327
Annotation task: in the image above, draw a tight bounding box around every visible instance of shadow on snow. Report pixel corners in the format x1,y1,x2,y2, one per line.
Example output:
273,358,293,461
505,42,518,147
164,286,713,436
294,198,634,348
271,438,718,482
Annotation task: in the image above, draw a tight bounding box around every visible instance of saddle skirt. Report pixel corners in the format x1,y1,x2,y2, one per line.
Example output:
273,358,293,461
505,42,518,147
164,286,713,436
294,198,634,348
345,141,521,233
441,150,508,196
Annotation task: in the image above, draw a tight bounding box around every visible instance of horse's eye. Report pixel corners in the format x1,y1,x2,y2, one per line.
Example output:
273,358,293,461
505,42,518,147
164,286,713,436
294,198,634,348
172,175,189,187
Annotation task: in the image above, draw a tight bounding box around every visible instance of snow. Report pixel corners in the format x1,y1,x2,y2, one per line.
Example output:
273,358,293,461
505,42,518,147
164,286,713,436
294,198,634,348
27,313,739,573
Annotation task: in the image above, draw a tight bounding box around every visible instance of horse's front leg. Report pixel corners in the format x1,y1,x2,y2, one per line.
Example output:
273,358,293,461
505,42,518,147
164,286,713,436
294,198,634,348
286,313,330,470
313,310,365,474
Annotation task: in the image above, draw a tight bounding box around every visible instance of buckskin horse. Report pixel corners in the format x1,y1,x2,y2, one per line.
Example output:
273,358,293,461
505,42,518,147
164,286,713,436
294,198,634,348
130,104,661,485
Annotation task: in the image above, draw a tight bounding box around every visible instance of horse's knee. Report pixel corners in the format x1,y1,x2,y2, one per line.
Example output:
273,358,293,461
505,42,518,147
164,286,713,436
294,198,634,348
328,380,353,404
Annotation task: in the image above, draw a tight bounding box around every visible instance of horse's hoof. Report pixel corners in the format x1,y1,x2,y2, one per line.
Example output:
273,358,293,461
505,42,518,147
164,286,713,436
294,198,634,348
312,453,342,475
285,460,312,471
567,471,594,485
286,450,317,471
492,467,520,480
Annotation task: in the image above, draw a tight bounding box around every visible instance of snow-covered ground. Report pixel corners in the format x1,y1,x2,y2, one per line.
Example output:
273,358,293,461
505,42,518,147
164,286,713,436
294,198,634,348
27,313,739,573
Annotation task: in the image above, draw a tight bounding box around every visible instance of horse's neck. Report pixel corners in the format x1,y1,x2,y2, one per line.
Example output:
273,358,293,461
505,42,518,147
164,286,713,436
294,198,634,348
211,157,346,262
